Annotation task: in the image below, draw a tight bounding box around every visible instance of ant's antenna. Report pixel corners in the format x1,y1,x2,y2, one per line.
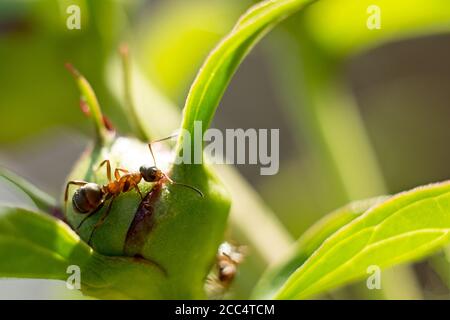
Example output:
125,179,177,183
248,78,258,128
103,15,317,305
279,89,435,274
151,133,179,144
163,171,204,198
76,213,92,230
146,133,179,165
147,142,204,197
172,181,204,198
147,143,157,167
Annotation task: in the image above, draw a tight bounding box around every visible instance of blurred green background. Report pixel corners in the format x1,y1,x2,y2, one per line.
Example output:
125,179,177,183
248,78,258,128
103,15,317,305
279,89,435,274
0,0,449,299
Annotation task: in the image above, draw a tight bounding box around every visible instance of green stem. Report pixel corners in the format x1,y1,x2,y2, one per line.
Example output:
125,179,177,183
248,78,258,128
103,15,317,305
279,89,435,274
65,63,110,144
119,44,148,140
306,65,386,199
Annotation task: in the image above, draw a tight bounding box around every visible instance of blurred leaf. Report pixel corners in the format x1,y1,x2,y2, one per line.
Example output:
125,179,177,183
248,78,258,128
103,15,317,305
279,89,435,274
0,0,131,143
0,167,57,213
106,53,181,140
0,205,180,299
262,0,450,219
300,0,450,58
274,181,450,299
430,246,450,290
136,0,248,103
264,0,450,299
253,196,388,298
0,205,91,280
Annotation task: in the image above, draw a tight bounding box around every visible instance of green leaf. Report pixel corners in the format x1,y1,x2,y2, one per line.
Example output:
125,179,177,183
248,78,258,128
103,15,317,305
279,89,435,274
0,205,92,280
0,205,178,299
252,196,388,299
274,181,450,299
300,0,450,58
176,0,315,152
0,168,57,213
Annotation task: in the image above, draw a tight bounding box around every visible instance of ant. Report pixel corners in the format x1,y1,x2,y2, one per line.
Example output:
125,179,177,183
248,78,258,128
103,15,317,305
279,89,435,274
206,242,246,297
216,242,246,287
64,140,203,243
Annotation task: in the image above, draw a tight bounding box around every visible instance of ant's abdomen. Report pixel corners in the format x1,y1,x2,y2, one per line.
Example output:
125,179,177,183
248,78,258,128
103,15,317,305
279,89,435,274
72,183,103,214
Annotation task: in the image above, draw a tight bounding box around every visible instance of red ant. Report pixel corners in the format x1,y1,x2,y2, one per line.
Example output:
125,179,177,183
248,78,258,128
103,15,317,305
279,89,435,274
64,141,203,243
205,242,246,297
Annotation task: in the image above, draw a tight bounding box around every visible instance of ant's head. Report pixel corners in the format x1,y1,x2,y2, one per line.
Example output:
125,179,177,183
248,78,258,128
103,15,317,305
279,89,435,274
139,165,164,182
72,183,104,214
140,165,204,197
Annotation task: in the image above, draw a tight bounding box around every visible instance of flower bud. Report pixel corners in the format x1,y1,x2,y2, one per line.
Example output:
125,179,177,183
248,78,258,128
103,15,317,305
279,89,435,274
64,136,230,298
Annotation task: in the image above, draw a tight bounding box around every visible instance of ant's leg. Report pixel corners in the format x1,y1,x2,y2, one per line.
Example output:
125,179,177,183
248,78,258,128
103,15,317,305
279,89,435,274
134,185,143,199
114,168,129,180
97,160,112,182
87,198,115,245
113,167,143,199
171,181,204,198
76,210,98,230
64,180,88,202
64,180,88,212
